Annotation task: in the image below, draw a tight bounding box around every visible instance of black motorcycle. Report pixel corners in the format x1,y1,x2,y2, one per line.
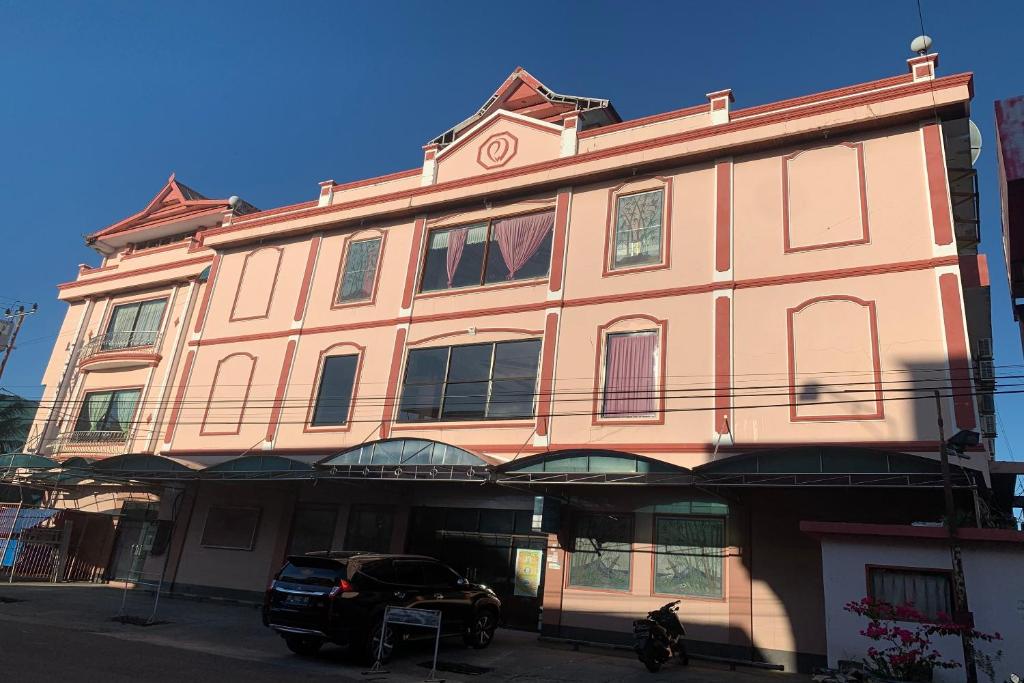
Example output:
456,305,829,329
633,600,689,673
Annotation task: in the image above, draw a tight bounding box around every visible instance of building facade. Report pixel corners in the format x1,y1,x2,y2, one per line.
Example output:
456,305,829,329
25,56,1009,671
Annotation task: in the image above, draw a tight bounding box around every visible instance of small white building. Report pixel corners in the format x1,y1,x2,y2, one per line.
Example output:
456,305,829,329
803,522,1024,683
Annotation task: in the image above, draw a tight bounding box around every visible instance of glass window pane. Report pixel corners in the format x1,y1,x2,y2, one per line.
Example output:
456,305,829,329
400,439,435,465
311,354,358,426
371,440,404,465
447,344,493,382
75,392,112,431
603,331,657,417
654,518,725,598
492,340,540,379
868,568,952,621
398,384,443,422
104,305,140,349
567,514,632,591
484,211,554,284
487,378,535,418
338,238,381,303
100,390,140,432
613,189,663,269
132,300,166,346
441,381,488,420
420,225,487,291
404,348,449,384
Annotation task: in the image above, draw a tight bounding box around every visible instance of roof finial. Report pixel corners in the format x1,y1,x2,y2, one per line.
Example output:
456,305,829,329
168,171,176,183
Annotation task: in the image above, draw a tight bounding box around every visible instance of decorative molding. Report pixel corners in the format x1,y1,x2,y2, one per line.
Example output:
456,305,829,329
548,190,572,293
714,296,731,435
715,160,732,273
192,254,221,334
407,327,543,348
379,327,408,439
293,235,322,321
199,352,257,436
476,131,519,170
782,142,870,253
535,311,560,437
163,350,195,444
58,255,214,292
229,246,283,322
786,295,883,422
401,218,427,311
938,273,977,429
922,123,954,247
265,339,298,442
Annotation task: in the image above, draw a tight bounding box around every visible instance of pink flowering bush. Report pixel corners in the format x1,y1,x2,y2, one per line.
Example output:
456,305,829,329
844,597,1002,682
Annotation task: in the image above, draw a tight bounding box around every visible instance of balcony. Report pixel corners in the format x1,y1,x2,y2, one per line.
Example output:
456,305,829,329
47,429,133,459
77,330,163,372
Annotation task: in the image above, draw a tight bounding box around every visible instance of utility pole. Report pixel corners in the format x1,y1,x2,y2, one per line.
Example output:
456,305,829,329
0,304,38,383
933,390,977,683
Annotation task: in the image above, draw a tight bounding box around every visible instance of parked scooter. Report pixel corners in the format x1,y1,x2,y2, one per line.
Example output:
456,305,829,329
633,600,689,673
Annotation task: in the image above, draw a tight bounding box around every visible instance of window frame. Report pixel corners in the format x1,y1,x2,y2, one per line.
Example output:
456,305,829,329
417,209,556,295
603,177,673,276
305,344,363,433
565,512,634,593
71,387,142,438
333,233,385,307
865,565,954,624
592,316,667,426
650,515,727,601
101,296,169,350
396,339,541,424
200,506,261,551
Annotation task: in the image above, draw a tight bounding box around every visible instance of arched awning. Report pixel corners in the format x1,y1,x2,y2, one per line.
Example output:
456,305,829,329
317,439,490,481
0,453,59,470
200,455,313,480
695,446,975,488
498,449,691,485
87,454,197,480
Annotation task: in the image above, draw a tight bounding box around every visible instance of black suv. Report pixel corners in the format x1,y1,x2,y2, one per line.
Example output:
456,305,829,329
262,551,501,661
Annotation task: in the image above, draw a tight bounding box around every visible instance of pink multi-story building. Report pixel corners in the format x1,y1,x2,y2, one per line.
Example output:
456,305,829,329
26,54,1011,671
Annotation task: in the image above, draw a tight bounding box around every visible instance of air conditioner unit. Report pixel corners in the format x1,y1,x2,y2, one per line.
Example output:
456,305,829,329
977,393,995,415
977,359,996,383
980,414,997,438
976,337,994,359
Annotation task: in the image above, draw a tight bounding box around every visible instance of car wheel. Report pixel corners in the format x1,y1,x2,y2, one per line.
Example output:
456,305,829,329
365,616,396,664
284,636,323,656
463,608,498,649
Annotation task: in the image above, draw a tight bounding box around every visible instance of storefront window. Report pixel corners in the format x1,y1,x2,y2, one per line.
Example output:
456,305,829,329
567,513,632,591
653,517,725,598
345,505,395,553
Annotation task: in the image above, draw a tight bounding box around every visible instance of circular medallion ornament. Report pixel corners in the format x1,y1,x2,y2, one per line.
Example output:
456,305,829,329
477,132,518,169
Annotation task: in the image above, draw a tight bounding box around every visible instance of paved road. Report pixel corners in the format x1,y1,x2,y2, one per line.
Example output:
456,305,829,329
0,620,356,682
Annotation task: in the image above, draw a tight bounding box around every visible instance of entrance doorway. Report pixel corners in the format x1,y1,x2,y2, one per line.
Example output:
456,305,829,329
107,501,158,582
407,506,546,631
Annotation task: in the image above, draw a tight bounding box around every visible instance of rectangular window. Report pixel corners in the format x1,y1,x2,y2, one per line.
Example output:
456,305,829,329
397,340,540,423
420,211,554,292
310,354,359,426
653,517,725,598
337,237,382,303
72,389,141,438
602,331,657,417
567,513,632,591
200,506,260,550
287,505,338,556
867,567,953,622
103,299,167,350
613,189,664,269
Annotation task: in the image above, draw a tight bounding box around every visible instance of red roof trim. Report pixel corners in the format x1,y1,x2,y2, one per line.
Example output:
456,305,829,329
800,521,1024,544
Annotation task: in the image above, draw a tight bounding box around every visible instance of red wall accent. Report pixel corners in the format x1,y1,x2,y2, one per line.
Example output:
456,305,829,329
379,327,409,439
548,190,571,292
293,236,322,321
193,254,221,334
923,124,954,246
163,350,195,443
714,296,731,434
401,219,426,310
715,161,731,272
265,339,298,441
535,312,560,437
938,273,976,428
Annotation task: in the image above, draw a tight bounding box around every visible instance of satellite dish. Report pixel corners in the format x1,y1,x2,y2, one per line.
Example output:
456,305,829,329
910,35,933,54
968,120,983,165
228,196,240,209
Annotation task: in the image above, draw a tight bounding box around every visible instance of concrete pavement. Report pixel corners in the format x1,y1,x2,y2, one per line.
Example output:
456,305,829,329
0,583,810,682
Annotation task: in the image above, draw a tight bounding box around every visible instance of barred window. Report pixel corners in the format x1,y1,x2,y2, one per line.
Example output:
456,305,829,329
654,517,725,598
612,189,664,269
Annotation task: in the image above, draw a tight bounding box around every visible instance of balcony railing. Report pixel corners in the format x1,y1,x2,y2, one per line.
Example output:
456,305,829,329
79,330,162,361
48,429,132,458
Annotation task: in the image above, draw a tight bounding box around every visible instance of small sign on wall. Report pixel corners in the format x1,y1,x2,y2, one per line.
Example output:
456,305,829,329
514,548,544,597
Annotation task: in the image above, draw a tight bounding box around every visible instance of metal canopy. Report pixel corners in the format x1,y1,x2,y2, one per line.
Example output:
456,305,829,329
0,453,60,470
200,455,314,481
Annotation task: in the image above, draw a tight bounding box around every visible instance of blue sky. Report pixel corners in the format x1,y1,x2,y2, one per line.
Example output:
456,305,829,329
1,1,1023,456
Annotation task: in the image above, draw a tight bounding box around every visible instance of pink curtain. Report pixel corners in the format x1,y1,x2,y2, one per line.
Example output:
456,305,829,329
604,333,657,416
446,227,469,287
492,211,554,279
